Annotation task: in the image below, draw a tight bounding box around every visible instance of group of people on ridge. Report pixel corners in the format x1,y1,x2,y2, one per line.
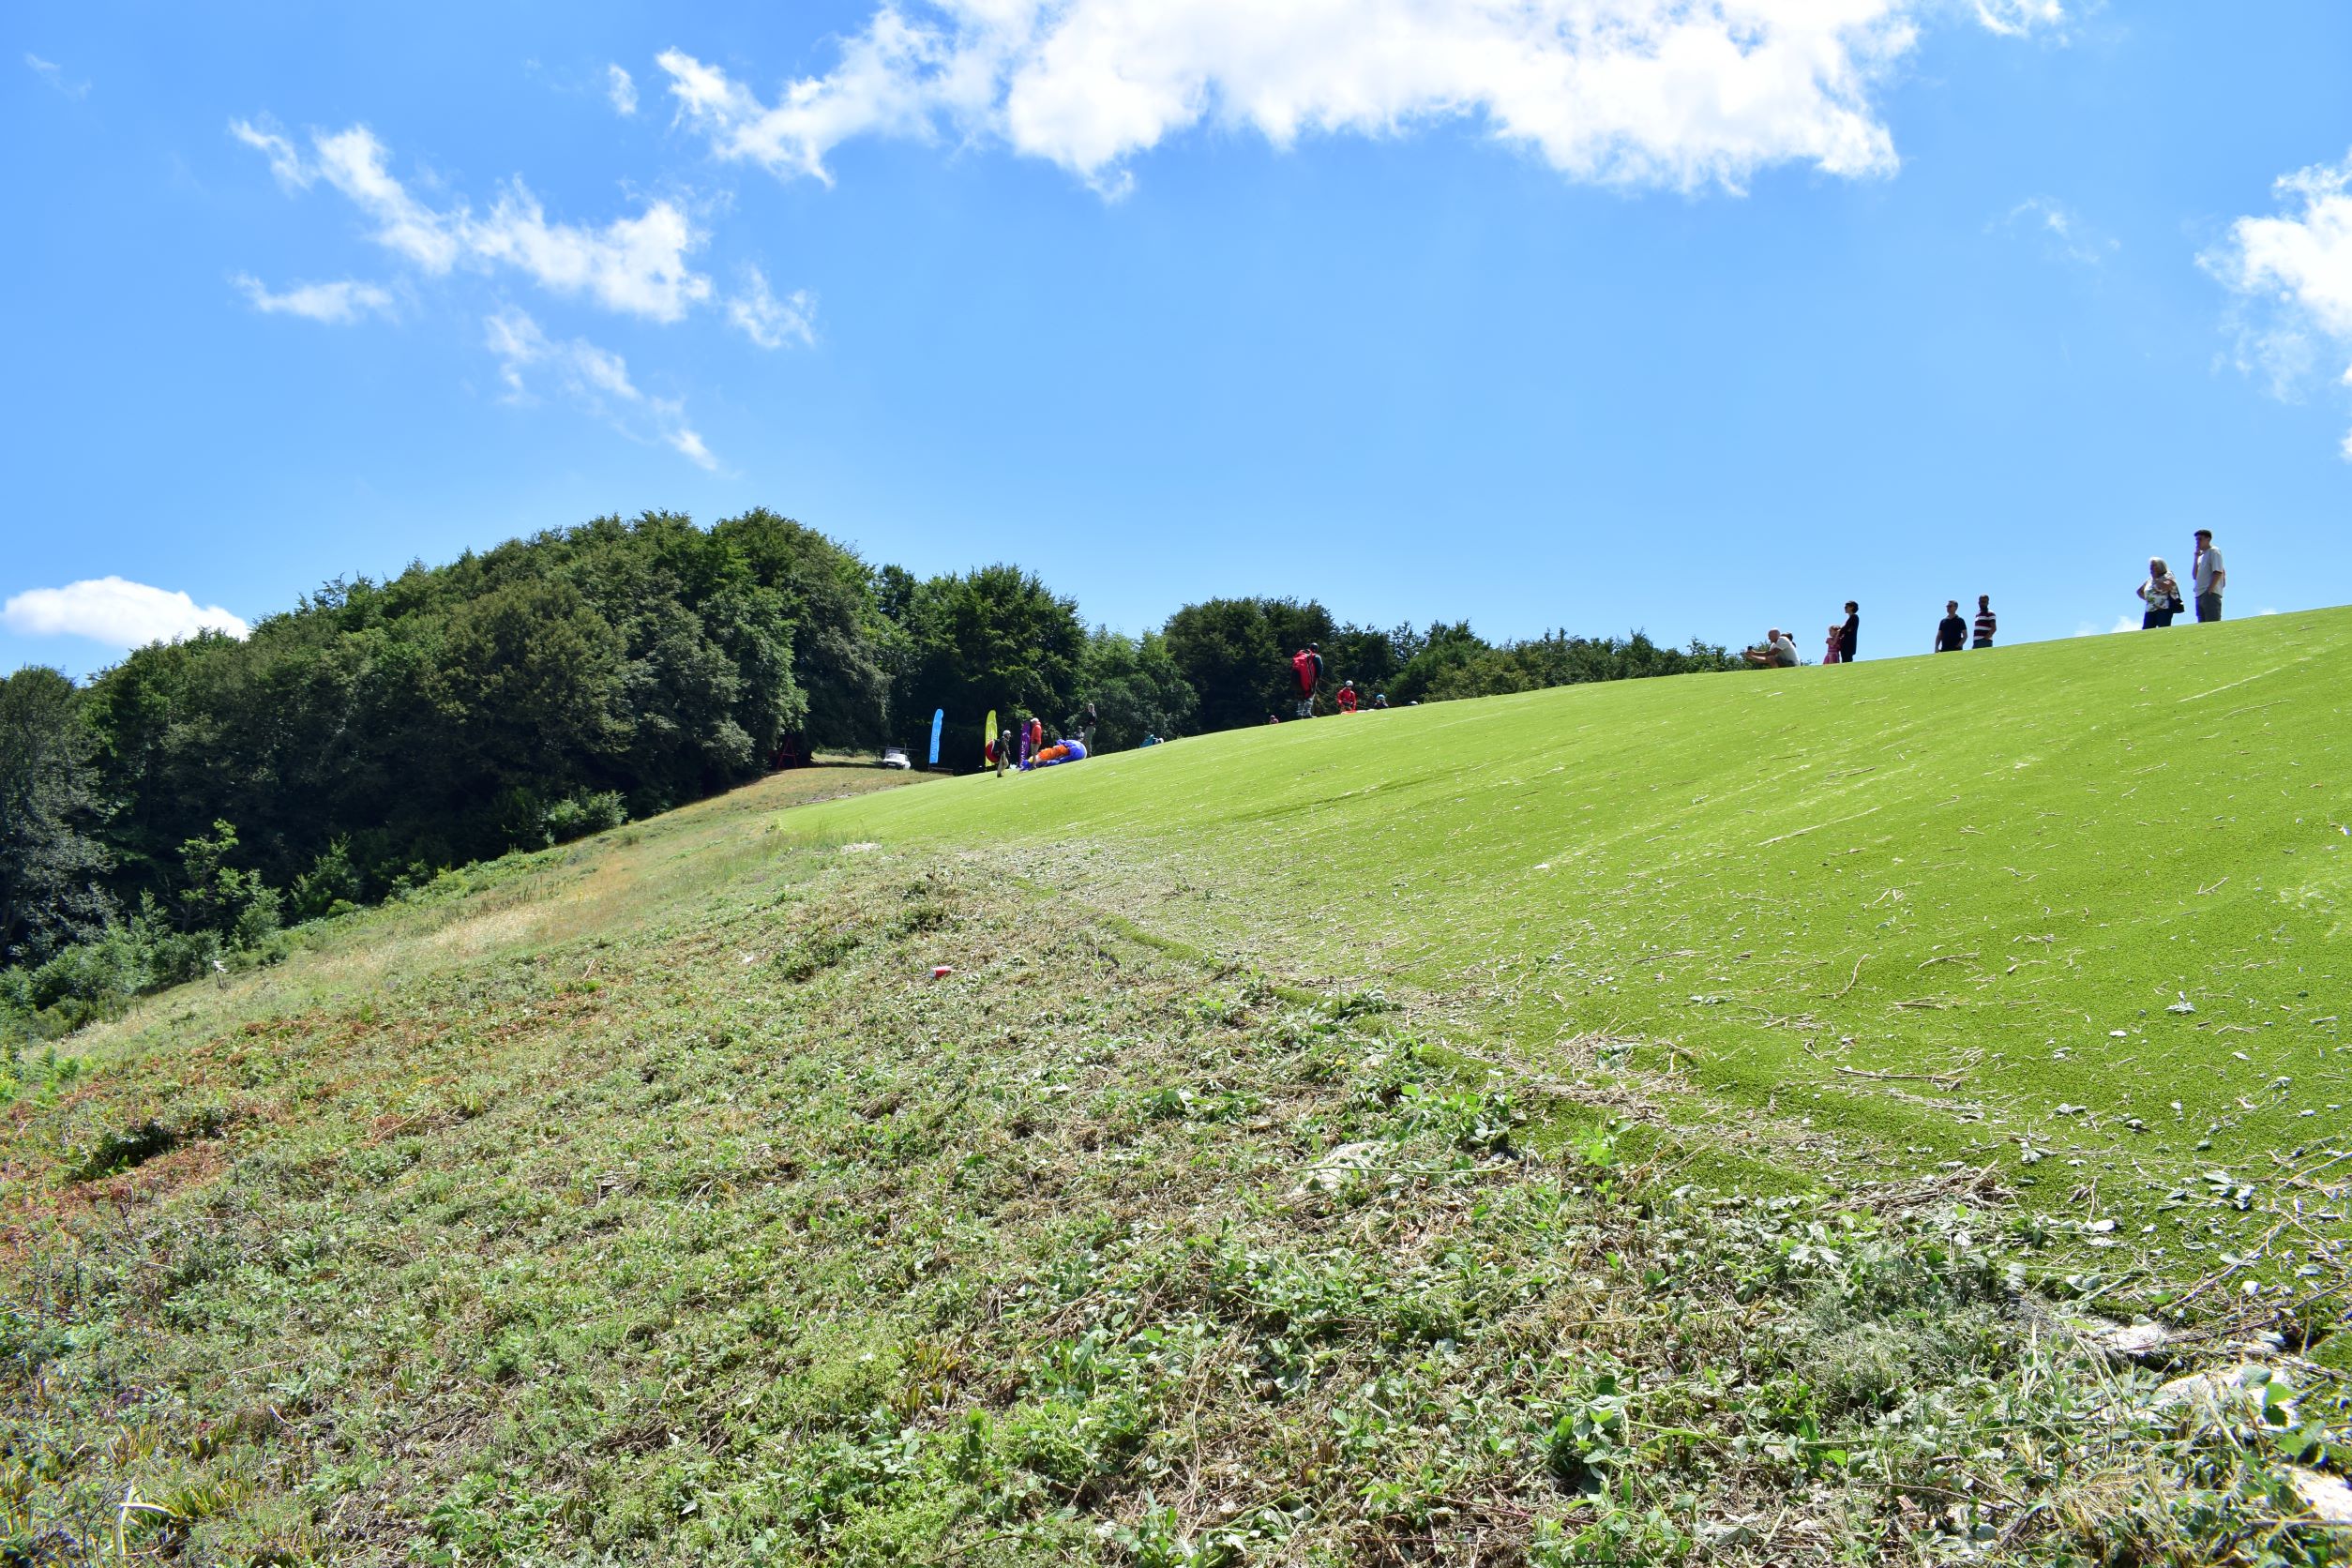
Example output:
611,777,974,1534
1274,642,1392,721
1931,596,1999,655
991,530,2238,770
2134,529,2227,629
1741,529,2231,669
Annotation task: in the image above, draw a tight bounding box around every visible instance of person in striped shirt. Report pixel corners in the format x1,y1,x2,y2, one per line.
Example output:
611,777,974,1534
1971,595,1997,649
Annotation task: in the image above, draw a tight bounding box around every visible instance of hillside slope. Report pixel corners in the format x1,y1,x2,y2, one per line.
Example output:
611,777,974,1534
4,619,2348,1567
792,609,2352,1213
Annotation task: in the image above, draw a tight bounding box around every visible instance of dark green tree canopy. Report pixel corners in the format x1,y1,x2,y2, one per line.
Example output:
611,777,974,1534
1162,596,1336,731
892,565,1085,768
0,666,115,963
711,508,897,749
75,513,817,902
1076,628,1197,752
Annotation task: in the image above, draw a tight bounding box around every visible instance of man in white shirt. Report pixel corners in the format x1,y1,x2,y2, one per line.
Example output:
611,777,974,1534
1743,628,1799,668
2192,529,2226,623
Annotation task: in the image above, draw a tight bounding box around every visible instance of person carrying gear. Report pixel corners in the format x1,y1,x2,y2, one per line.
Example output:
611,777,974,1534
1290,642,1321,718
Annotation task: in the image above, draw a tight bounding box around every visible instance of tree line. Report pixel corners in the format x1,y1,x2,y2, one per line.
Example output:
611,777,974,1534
1,509,1736,1036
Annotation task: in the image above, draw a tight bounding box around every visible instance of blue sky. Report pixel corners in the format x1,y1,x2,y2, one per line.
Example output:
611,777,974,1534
7,1,2351,679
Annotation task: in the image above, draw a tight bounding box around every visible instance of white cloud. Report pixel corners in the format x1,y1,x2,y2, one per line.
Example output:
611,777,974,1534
1971,0,2065,38
229,117,310,189
24,53,89,98
726,265,816,348
3,578,249,647
2204,149,2352,459
608,64,641,115
485,308,719,469
307,126,467,273
233,273,396,324
474,185,711,319
657,0,2061,196
1998,196,2114,266
233,120,714,321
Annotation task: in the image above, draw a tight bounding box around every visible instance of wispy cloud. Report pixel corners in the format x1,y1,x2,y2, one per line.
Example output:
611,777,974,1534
3,578,248,647
1998,196,2115,266
608,64,640,116
656,0,2060,199
726,266,816,349
228,114,807,455
2203,148,2352,459
233,273,396,324
231,119,713,321
228,117,309,188
1971,0,2067,39
484,308,718,470
23,53,89,98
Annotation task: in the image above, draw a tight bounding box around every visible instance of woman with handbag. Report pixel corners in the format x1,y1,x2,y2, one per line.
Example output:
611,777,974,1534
2137,556,2183,628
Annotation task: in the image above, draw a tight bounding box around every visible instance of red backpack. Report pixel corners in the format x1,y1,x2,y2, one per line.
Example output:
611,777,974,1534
1291,649,1316,692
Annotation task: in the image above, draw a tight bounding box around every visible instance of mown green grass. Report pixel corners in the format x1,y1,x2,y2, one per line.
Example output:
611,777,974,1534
4,627,2349,1567
788,611,2352,1277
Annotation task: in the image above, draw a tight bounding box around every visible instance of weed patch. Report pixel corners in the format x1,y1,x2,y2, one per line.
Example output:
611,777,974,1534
68,1105,227,1181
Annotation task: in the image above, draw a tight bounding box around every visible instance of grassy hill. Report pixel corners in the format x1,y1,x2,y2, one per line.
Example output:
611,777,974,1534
799,606,2352,1208
4,614,2348,1566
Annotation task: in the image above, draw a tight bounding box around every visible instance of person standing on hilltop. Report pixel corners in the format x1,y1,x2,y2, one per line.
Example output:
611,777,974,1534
1290,642,1321,719
1840,601,1860,663
1935,601,1968,654
1971,595,1997,649
2138,557,2183,628
2193,529,2226,622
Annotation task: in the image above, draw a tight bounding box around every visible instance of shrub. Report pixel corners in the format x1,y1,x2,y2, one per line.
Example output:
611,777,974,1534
229,884,282,950
543,792,628,844
291,837,363,919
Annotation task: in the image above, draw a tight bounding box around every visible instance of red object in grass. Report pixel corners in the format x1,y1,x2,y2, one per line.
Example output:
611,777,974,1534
932,966,953,978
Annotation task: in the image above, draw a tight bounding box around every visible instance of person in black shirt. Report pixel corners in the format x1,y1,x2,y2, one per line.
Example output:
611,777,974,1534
1839,601,1860,663
1934,600,1968,653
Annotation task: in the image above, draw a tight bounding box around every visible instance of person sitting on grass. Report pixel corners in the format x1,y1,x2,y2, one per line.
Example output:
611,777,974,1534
1743,628,1799,668
1336,680,1359,713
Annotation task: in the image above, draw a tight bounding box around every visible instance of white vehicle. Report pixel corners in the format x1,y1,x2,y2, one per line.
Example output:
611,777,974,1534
881,746,912,770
